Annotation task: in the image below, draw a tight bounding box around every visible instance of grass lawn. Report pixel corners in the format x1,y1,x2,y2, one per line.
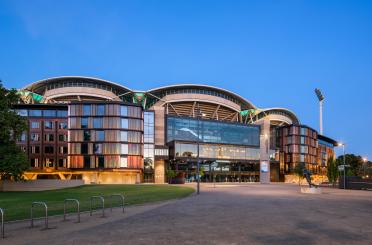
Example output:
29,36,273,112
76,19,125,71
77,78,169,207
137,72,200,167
0,184,194,221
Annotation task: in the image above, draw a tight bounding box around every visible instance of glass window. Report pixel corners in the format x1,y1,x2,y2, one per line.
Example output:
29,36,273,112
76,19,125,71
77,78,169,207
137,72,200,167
19,132,27,142
97,105,105,116
81,143,88,154
83,105,90,116
96,131,105,141
120,106,128,116
121,118,128,129
31,121,40,129
120,131,128,141
17,109,28,116
121,144,128,154
45,134,54,142
57,110,68,117
84,130,91,141
98,156,104,168
44,146,54,154
30,133,40,141
44,121,54,129
81,118,88,129
30,146,40,154
43,110,56,117
59,122,68,129
93,118,103,128
93,143,102,154
120,156,128,168
31,158,39,168
29,110,42,117
84,156,90,168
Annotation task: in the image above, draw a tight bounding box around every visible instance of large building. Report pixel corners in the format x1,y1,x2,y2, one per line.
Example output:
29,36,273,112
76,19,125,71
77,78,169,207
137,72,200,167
14,76,337,184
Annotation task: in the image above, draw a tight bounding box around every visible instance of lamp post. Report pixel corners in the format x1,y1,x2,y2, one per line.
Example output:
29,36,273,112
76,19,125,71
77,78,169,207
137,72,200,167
363,157,368,178
196,107,206,195
338,143,346,189
315,88,325,135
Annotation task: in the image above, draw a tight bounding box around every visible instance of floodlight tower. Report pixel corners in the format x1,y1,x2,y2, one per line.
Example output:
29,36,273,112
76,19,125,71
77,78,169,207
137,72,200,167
315,88,325,135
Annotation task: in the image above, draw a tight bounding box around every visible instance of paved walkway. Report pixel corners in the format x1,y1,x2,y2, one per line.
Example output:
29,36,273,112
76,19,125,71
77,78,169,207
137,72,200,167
3,184,372,245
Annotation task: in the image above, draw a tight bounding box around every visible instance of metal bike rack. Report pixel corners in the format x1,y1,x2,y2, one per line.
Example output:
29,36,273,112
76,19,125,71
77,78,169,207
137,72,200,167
0,208,4,239
30,202,48,229
63,199,80,223
109,194,125,213
90,196,105,217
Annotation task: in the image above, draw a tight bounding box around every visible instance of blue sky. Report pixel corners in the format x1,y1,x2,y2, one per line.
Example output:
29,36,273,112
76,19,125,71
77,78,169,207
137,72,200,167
1,0,371,158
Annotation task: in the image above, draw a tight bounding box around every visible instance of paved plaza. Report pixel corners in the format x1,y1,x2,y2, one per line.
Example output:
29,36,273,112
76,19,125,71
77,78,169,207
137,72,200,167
3,184,372,245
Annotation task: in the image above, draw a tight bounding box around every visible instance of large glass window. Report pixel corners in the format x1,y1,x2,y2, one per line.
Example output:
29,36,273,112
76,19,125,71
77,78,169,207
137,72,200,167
31,121,40,129
57,110,68,117
81,118,88,128
121,118,128,129
121,144,128,154
120,106,128,116
84,130,91,141
81,143,88,154
96,130,105,141
93,143,102,154
29,110,42,117
167,116,260,146
97,105,105,116
120,156,128,168
120,131,128,141
59,122,68,129
83,105,90,116
44,121,54,129
93,118,103,128
44,110,56,117
17,109,28,116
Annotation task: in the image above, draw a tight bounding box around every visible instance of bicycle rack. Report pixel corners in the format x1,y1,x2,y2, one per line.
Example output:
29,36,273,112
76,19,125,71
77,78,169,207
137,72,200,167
0,208,4,239
90,196,105,217
30,202,48,229
63,199,80,223
109,194,125,213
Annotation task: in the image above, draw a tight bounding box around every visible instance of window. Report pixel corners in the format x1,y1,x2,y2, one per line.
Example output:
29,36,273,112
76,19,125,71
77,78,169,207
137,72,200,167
300,154,305,162
31,146,40,154
59,146,68,154
59,134,67,142
93,143,102,154
19,132,27,142
29,110,42,117
45,134,54,142
31,133,40,141
31,121,40,129
96,130,105,141
120,131,128,141
121,144,128,154
59,122,68,129
58,158,67,168
17,109,28,116
57,110,68,117
44,110,56,117
300,137,305,144
84,156,90,168
121,118,128,129
97,156,104,168
83,105,90,116
120,156,128,168
45,158,54,168
81,143,88,154
31,158,39,168
93,118,103,128
120,106,128,116
97,105,105,116
300,127,307,136
44,146,54,154
44,121,54,129
84,130,91,141
81,118,88,129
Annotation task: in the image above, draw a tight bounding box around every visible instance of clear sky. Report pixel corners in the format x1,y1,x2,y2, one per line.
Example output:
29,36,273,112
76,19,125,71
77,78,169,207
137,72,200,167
0,0,371,158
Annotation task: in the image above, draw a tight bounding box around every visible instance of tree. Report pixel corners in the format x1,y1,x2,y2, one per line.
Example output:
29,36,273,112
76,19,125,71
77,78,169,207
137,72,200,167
293,163,305,186
327,156,338,187
0,81,28,181
336,154,365,177
166,167,176,184
144,157,153,170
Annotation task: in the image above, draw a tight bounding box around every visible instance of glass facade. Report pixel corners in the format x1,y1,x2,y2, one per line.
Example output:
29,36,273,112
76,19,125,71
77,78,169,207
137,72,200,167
167,116,260,146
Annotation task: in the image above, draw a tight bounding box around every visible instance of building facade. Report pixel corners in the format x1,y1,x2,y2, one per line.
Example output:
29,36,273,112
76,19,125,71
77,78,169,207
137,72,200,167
14,76,337,184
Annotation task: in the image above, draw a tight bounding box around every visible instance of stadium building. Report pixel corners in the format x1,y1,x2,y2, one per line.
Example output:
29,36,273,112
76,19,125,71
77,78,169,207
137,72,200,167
14,76,337,184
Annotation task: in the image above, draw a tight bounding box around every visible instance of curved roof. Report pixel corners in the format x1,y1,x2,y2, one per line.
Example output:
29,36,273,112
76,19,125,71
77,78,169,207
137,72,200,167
257,107,300,125
147,84,257,110
22,76,133,94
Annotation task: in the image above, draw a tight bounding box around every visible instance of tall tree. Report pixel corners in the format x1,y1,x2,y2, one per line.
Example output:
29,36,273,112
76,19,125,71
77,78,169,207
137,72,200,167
0,80,29,181
293,163,305,186
336,154,365,177
327,156,338,187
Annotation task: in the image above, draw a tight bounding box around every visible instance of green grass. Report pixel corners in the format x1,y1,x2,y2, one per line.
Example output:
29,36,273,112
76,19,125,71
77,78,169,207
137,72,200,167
0,185,194,221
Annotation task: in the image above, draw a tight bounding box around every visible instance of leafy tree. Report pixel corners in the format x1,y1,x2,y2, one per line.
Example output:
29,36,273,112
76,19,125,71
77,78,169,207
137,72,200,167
326,156,338,187
144,157,153,170
166,167,176,183
0,81,28,181
293,163,305,186
336,154,365,177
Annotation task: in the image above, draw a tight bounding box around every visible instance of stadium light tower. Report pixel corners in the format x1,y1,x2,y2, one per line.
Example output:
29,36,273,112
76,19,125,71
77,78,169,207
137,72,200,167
315,88,325,135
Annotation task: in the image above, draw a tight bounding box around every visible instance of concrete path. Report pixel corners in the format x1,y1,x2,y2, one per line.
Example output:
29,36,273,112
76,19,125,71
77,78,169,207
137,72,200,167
2,184,372,245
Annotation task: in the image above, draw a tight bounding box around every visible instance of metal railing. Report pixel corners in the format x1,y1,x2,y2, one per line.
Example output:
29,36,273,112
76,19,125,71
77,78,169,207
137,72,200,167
30,202,48,229
63,199,80,223
0,208,4,239
90,196,105,217
109,194,125,213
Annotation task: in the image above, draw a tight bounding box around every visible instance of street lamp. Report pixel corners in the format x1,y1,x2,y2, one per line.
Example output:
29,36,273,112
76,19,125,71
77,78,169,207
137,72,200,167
196,108,206,195
363,157,368,178
338,142,346,189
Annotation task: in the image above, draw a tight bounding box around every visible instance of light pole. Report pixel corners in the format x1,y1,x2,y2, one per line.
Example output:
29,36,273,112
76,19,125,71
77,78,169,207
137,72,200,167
315,88,325,135
363,157,368,178
338,143,346,189
196,107,205,195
